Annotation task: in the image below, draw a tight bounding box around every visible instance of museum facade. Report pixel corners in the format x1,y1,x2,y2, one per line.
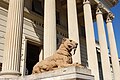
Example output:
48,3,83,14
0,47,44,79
0,0,120,80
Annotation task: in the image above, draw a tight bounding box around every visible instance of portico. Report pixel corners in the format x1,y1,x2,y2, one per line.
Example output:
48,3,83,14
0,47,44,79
0,0,120,80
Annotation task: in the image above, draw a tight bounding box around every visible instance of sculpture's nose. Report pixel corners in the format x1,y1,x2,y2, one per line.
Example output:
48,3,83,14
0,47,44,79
75,43,78,46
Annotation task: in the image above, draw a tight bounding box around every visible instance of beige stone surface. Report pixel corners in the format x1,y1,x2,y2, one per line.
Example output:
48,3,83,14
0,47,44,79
0,66,94,80
67,0,81,64
0,0,119,79
96,8,112,80
83,1,99,80
106,13,120,80
32,38,83,74
0,0,24,78
44,0,56,59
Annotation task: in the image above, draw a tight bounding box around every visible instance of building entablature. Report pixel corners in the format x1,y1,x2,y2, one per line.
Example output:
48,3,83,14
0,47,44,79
0,0,118,26
1,0,118,14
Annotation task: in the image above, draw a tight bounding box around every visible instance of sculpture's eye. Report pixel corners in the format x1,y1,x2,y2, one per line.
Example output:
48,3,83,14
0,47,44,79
70,40,72,42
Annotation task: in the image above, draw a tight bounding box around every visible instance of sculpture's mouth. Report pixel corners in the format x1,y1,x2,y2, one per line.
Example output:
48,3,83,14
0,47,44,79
73,48,76,55
73,43,78,55
68,43,78,55
70,47,77,55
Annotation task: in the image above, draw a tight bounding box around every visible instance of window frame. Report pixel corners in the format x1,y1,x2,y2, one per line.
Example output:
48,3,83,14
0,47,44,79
20,36,43,76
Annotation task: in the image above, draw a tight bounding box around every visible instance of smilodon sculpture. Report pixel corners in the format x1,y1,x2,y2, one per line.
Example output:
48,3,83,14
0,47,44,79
32,38,84,74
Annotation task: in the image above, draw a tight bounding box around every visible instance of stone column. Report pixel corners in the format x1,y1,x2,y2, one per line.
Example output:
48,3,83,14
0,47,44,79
0,0,24,78
106,13,120,80
67,0,81,63
96,7,112,80
44,0,56,58
83,0,99,80
39,49,44,62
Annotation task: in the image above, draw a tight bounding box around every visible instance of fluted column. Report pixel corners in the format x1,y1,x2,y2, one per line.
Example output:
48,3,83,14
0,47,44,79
83,0,99,80
96,7,112,80
0,0,24,78
106,13,120,80
67,0,81,63
44,0,56,58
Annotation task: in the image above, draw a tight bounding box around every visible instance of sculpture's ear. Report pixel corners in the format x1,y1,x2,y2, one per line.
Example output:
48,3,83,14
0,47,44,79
62,38,67,44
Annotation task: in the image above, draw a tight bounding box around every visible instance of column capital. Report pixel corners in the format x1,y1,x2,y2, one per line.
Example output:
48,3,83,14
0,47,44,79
96,2,103,15
83,0,90,5
96,7,102,15
97,2,104,9
106,12,115,23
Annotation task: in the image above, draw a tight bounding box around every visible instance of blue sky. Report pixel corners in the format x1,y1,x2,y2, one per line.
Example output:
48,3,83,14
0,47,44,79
94,1,120,58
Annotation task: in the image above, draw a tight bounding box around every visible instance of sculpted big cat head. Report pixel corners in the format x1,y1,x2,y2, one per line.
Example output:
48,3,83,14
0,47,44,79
61,38,78,54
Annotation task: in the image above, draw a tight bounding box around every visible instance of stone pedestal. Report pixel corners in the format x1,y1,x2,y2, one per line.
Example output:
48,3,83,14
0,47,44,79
0,66,94,80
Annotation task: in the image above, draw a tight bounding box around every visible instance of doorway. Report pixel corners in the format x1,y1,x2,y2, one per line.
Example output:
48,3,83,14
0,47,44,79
26,42,42,75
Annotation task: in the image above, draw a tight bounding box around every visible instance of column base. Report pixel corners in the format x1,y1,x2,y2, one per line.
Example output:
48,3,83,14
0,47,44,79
0,70,21,78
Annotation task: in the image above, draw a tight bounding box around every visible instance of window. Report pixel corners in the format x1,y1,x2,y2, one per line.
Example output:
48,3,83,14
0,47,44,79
0,63,2,71
80,26,86,38
32,0,44,16
56,11,60,25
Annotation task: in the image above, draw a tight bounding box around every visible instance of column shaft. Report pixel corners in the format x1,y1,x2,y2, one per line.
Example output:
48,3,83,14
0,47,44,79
39,49,44,62
96,9,112,80
83,1,99,80
44,0,56,58
1,0,24,77
106,15,120,80
67,0,81,63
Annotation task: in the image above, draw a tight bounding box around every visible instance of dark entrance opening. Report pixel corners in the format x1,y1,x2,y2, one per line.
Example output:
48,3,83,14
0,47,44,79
26,42,41,75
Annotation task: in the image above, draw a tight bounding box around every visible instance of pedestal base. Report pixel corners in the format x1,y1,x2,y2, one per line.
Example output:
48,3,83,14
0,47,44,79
0,70,21,79
0,66,94,80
